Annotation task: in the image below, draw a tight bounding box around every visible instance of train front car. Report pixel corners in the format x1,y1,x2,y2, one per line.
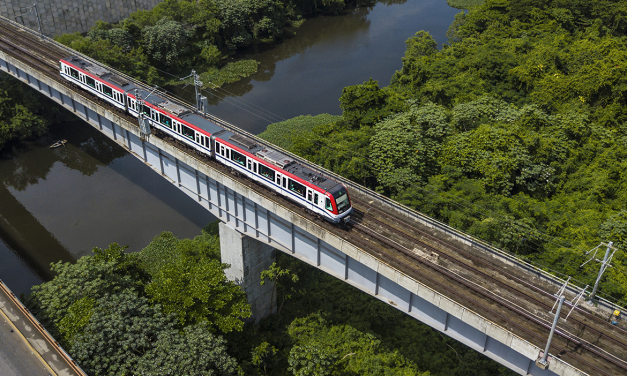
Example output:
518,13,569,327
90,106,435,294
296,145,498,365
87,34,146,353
210,131,352,225
326,184,352,224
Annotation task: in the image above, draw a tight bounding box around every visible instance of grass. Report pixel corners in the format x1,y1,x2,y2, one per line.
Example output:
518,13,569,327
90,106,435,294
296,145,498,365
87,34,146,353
447,0,484,9
258,114,341,151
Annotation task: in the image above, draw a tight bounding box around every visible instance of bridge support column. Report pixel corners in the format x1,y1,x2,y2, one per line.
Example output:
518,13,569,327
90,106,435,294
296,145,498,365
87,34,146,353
219,222,276,322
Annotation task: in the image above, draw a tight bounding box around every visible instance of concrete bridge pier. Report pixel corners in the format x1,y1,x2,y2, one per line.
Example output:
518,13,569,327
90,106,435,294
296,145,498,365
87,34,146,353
219,222,276,322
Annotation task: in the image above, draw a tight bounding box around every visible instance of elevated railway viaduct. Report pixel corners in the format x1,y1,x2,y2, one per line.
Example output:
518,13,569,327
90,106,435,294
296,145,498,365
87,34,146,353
1,17,626,376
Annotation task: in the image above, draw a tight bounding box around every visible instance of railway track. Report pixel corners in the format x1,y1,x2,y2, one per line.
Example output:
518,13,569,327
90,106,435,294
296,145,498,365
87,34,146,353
352,197,627,345
1,17,627,375
347,198,627,375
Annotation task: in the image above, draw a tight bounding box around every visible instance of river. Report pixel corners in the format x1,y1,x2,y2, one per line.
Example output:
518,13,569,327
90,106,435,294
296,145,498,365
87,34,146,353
0,0,460,296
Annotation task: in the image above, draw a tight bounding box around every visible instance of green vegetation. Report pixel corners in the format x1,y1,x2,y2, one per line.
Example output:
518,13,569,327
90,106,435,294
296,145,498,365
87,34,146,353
259,0,627,306
25,229,248,375
260,114,341,150
447,0,484,9
27,225,512,375
54,0,384,87
0,73,68,150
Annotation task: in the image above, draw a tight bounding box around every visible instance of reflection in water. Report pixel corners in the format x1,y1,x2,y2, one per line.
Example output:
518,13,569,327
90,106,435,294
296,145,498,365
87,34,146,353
1,121,127,192
169,0,459,135
0,121,215,293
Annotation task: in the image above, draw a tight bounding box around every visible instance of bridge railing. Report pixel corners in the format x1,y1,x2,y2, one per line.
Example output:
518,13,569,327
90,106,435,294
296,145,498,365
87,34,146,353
3,14,624,315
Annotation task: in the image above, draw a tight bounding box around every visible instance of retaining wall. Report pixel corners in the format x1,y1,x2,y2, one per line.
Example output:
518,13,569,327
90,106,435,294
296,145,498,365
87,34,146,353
0,0,161,36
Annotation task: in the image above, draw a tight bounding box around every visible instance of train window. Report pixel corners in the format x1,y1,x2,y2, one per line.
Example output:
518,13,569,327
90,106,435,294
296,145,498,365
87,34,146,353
247,160,252,170
221,145,225,157
289,180,305,197
314,193,319,205
231,150,245,166
258,164,275,181
325,198,333,211
307,191,312,202
333,189,350,213
181,125,194,139
227,149,230,160
276,174,281,185
253,162,257,174
283,177,287,188
159,113,171,128
140,104,150,116
86,76,95,88
70,68,79,79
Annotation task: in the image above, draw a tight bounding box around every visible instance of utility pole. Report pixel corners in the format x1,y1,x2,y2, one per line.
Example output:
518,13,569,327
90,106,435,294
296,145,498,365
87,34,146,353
580,242,616,303
134,89,151,140
589,241,613,301
180,70,208,113
537,295,565,370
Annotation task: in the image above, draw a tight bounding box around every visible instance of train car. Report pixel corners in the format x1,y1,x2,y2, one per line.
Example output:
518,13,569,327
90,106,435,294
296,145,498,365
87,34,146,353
60,57,129,112
126,87,222,155
210,130,352,224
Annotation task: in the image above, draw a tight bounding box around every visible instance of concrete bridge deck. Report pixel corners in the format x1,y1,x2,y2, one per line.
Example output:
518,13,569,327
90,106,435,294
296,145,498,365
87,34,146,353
1,15,626,376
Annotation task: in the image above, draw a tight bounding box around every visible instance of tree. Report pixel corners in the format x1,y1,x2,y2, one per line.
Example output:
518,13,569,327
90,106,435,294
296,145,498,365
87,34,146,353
260,262,299,314
370,102,449,192
141,232,251,331
339,78,404,129
0,73,64,149
287,314,429,376
142,17,191,69
70,290,177,376
252,341,278,375
25,243,144,345
136,322,239,376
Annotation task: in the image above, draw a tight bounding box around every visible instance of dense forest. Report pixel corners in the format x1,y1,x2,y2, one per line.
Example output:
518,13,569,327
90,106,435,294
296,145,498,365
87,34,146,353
259,0,627,306
26,225,512,375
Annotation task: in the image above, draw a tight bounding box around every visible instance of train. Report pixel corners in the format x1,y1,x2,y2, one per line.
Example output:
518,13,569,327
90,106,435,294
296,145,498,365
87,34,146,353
59,56,352,224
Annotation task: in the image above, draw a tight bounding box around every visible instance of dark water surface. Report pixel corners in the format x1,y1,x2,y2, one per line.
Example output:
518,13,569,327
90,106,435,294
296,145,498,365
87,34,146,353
174,0,460,134
0,0,459,296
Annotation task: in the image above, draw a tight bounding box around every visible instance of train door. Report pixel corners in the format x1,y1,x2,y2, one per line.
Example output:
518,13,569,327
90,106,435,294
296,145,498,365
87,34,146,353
306,189,314,210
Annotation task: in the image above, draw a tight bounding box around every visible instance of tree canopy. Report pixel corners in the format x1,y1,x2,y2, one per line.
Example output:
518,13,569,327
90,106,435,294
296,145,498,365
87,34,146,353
259,0,627,305
25,230,247,375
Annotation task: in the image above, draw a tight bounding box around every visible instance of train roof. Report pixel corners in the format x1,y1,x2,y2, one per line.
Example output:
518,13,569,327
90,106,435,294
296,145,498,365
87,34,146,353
63,56,133,91
217,132,338,192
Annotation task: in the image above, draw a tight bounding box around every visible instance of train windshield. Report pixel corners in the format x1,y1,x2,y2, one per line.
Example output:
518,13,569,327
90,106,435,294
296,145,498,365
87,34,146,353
333,188,350,214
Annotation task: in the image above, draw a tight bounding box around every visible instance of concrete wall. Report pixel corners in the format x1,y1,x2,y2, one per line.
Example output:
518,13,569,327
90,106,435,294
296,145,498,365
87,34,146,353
0,0,161,37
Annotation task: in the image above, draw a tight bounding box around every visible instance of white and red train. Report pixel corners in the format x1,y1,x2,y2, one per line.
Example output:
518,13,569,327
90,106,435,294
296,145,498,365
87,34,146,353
59,56,352,224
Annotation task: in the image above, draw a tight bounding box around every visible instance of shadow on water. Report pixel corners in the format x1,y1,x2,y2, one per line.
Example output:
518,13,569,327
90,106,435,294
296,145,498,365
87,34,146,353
0,120,214,293
0,184,72,282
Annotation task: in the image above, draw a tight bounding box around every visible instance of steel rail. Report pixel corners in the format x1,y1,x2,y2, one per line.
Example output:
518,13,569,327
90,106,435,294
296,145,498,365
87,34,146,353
352,197,627,350
341,222,620,376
